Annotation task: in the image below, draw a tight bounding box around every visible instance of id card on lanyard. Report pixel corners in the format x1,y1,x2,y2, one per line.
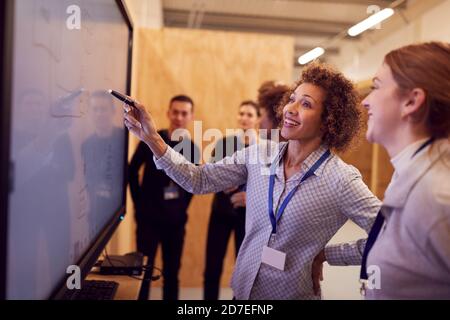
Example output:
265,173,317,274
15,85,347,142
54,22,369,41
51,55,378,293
164,181,180,200
261,148,331,271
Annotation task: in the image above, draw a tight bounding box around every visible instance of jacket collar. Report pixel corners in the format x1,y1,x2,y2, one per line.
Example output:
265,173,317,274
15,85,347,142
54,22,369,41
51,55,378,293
383,139,450,209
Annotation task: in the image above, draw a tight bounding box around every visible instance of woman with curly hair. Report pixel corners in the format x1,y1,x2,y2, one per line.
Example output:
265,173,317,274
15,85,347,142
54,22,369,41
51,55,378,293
257,80,289,139
123,63,381,300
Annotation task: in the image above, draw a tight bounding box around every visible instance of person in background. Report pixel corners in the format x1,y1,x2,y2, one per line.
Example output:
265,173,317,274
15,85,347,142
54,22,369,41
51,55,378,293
361,41,450,299
257,81,289,140
128,95,200,300
123,63,381,300
204,101,260,300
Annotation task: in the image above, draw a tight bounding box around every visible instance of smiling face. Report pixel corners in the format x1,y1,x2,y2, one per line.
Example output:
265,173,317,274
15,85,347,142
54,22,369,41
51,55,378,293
362,63,404,145
280,83,325,142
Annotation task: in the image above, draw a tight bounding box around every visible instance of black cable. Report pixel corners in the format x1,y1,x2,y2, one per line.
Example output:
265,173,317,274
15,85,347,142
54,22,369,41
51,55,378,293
102,248,162,282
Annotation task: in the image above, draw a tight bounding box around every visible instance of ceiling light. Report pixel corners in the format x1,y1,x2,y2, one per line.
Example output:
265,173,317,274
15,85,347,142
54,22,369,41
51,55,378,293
348,8,395,37
298,47,325,65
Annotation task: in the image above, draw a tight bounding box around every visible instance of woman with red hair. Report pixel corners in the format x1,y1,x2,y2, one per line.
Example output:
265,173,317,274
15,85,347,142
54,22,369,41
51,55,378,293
361,42,450,299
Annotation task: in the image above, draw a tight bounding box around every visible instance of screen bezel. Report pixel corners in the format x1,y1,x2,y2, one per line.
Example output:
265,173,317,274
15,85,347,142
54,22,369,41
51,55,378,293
0,0,134,300
0,0,14,301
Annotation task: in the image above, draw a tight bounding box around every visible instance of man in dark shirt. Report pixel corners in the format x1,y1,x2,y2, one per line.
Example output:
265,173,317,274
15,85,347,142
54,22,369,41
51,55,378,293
129,95,200,300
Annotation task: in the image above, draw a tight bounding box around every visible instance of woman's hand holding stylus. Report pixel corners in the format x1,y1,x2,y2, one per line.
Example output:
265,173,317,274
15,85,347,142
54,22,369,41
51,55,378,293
123,100,168,158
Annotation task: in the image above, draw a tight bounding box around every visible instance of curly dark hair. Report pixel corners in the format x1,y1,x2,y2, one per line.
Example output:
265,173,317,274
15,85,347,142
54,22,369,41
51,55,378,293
257,81,289,127
278,63,362,152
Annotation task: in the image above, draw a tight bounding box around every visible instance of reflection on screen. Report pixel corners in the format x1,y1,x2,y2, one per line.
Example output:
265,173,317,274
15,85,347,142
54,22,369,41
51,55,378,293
7,0,129,299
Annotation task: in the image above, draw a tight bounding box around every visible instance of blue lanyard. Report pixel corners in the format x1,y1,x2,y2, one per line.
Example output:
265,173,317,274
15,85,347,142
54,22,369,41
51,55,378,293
268,149,331,234
411,137,434,158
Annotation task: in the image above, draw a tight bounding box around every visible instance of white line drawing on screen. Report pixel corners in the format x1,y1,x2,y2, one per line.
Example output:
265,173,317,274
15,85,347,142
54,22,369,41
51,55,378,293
82,8,96,56
50,87,87,118
77,183,89,219
33,0,62,62
72,241,82,264
66,5,81,30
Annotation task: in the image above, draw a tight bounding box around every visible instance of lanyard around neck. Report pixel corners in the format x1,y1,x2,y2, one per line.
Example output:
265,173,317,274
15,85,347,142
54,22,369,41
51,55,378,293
411,137,435,159
360,137,435,282
267,149,331,234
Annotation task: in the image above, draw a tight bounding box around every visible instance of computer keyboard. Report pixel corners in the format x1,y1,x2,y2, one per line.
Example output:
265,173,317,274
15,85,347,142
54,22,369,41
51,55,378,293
71,280,119,300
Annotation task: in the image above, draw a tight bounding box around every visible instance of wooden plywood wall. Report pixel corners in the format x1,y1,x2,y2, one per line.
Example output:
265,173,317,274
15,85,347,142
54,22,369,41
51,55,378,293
370,144,394,199
134,28,294,133
338,118,394,199
345,80,394,200
338,110,373,188
121,27,294,289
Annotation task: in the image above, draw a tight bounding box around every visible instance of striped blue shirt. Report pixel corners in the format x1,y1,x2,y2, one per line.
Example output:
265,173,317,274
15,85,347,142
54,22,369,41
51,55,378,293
154,140,381,299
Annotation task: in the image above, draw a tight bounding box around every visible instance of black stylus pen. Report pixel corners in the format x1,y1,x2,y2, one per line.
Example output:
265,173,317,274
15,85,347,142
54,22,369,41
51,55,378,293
108,89,137,108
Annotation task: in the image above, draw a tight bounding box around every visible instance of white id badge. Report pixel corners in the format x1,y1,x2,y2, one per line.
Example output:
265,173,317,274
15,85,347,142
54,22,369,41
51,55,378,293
163,183,180,200
261,245,286,271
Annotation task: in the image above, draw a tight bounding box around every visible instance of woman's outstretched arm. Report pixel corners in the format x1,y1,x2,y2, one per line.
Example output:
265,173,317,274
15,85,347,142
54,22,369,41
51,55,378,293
124,101,248,194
